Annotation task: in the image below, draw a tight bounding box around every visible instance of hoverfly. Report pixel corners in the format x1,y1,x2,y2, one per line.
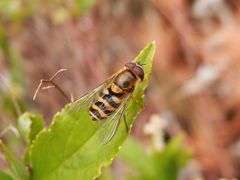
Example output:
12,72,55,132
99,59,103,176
68,62,144,144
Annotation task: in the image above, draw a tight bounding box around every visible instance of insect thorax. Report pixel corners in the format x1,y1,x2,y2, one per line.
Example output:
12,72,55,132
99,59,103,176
114,70,137,90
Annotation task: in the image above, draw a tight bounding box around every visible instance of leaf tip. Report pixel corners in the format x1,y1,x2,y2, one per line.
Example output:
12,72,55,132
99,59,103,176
148,40,156,48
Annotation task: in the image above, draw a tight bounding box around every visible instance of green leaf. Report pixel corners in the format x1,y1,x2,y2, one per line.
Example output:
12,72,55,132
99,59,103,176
152,135,192,180
119,137,155,179
9,48,25,98
75,0,96,13
0,171,14,180
119,135,192,180
17,112,45,164
0,27,9,54
97,167,113,180
0,140,29,180
30,41,156,180
18,112,45,144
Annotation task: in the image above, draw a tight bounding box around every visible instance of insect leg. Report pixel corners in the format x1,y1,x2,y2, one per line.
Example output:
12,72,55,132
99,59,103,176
123,114,129,133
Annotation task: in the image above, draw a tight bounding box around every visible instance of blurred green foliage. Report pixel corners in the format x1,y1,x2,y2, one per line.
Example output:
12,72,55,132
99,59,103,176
0,140,29,180
0,0,97,26
0,170,14,180
0,0,98,117
119,135,192,180
0,36,25,117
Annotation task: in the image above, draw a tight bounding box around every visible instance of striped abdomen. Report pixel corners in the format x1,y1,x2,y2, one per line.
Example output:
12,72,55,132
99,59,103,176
90,83,126,120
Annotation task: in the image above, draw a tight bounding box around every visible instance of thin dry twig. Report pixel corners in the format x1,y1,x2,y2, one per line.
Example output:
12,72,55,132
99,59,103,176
33,69,71,103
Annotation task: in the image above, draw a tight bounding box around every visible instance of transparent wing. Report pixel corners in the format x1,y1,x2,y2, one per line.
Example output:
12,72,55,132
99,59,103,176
99,94,131,144
67,68,125,113
67,85,104,113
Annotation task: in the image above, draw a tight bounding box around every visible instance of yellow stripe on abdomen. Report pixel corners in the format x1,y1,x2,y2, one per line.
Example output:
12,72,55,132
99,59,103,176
98,97,115,111
111,83,123,94
90,104,107,120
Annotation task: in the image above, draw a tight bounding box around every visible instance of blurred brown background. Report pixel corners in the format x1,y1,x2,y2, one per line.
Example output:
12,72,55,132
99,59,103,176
1,0,240,179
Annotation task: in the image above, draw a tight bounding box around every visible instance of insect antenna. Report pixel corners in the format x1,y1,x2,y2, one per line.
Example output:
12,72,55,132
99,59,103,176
137,61,146,66
33,69,72,103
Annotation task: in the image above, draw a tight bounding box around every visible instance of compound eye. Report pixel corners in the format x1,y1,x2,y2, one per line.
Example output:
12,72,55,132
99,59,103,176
133,66,144,81
125,63,135,70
